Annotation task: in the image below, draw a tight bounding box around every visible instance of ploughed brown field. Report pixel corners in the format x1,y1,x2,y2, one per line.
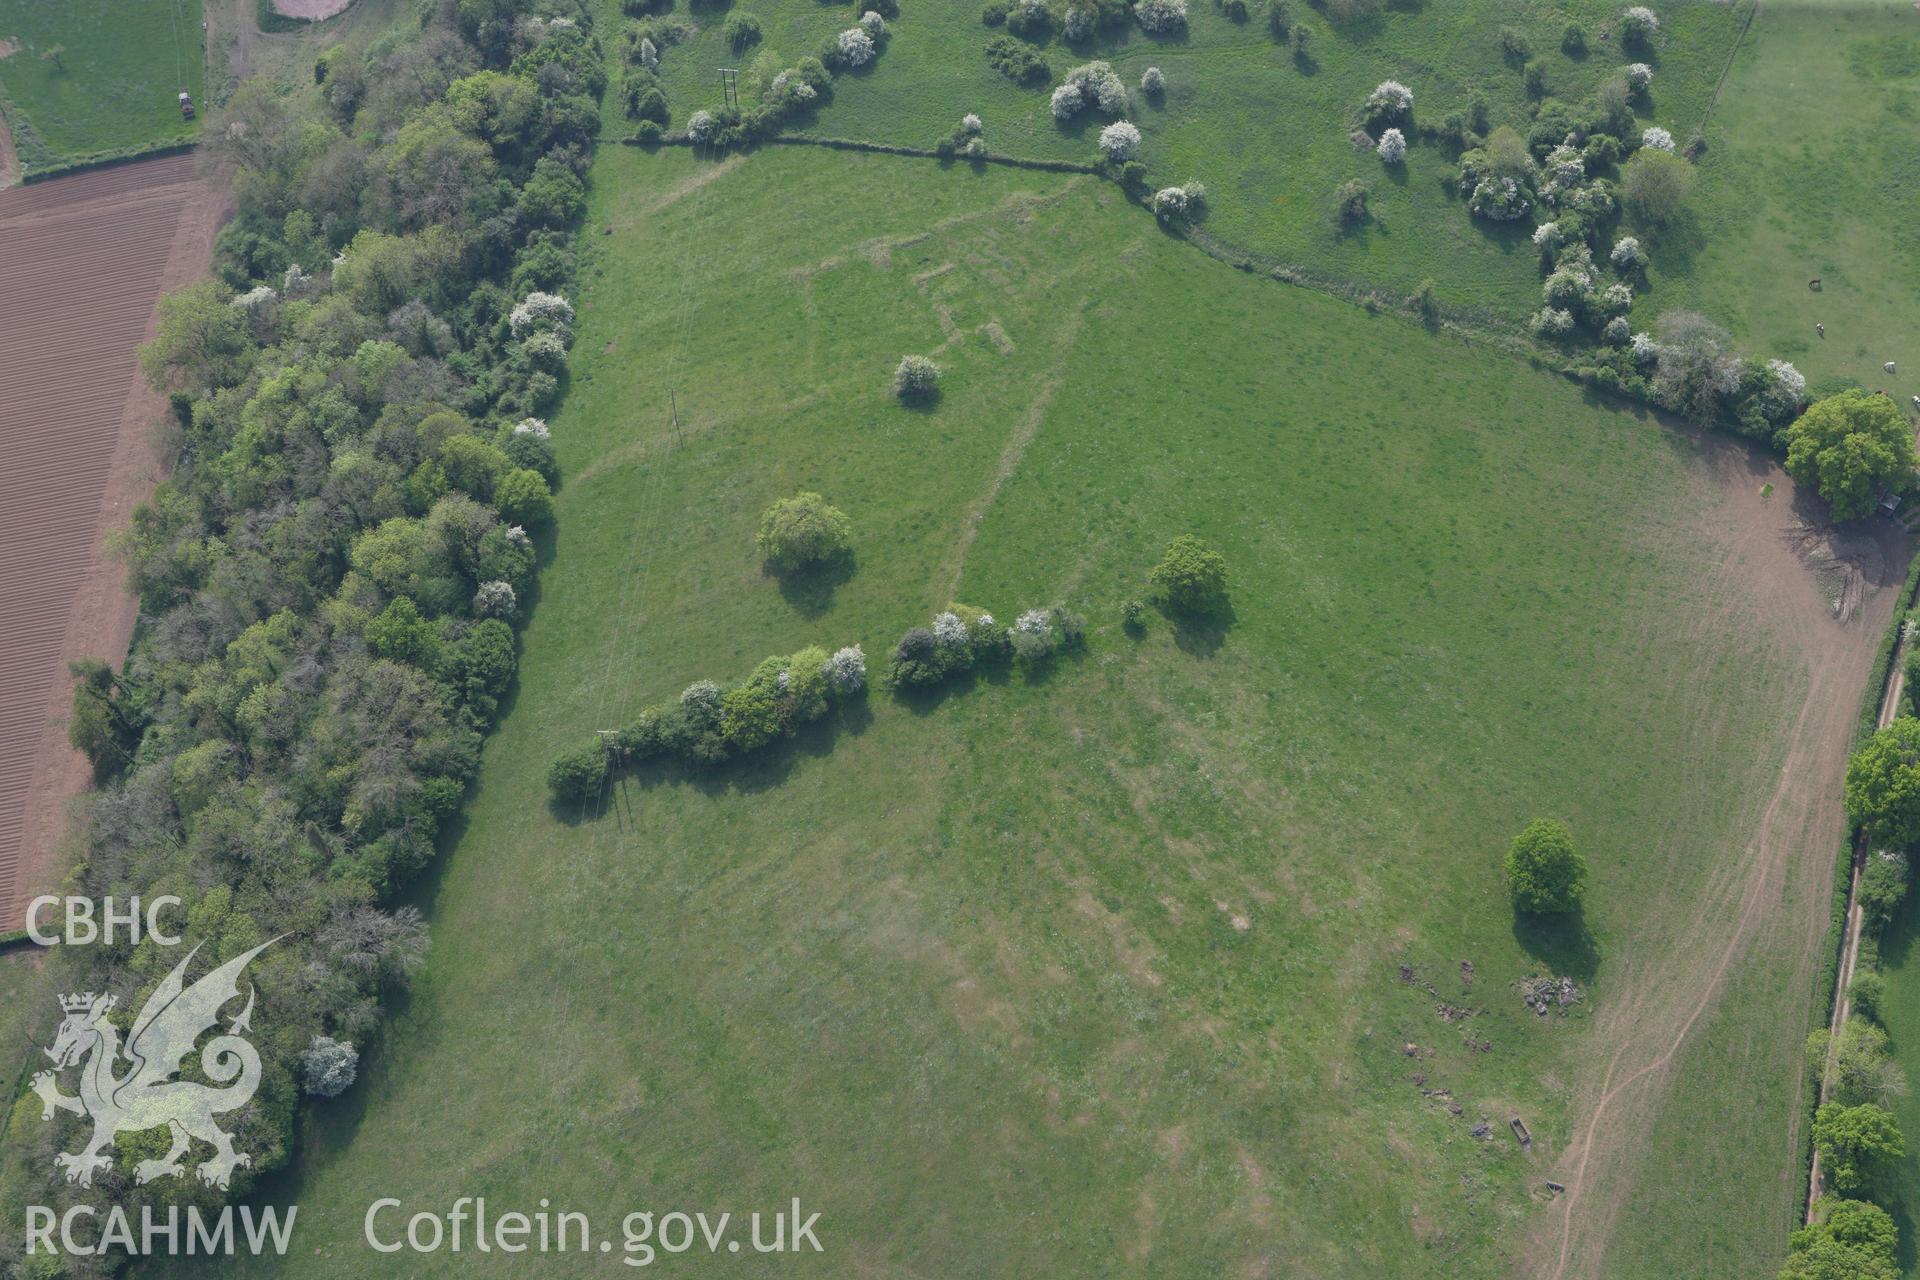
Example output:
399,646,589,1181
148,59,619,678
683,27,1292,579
0,151,222,926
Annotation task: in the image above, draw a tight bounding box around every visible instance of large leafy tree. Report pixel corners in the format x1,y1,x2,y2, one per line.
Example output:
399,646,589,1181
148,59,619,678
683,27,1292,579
1780,1197,1899,1280
1812,1101,1905,1193
1505,818,1587,914
1785,390,1917,521
755,492,853,571
1845,716,1920,847
1149,535,1230,615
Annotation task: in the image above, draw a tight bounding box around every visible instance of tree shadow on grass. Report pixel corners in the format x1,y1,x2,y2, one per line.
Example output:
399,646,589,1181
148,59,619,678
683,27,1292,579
1511,907,1600,985
768,550,855,619
896,387,942,414
1161,600,1236,657
1464,211,1536,259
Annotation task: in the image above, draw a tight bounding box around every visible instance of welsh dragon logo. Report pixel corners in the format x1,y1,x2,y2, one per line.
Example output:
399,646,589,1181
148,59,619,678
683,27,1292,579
32,940,275,1190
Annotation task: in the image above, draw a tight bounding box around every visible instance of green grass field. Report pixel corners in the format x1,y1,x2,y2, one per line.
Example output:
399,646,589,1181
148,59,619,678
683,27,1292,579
0,0,203,175
1659,2,1920,398
636,0,1748,317
1878,896,1920,1276
173,132,1873,1278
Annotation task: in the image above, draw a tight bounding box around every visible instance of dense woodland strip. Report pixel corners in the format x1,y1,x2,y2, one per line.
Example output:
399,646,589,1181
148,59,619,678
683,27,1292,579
10,0,601,1247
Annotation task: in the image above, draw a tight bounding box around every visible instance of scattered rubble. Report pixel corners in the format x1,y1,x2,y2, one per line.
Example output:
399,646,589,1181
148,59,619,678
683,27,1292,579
1470,1121,1492,1140
1460,960,1475,986
1510,1116,1533,1149
1520,975,1581,1016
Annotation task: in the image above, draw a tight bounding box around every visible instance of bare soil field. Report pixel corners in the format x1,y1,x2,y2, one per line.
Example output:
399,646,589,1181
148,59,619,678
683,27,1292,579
0,151,223,927
270,0,353,19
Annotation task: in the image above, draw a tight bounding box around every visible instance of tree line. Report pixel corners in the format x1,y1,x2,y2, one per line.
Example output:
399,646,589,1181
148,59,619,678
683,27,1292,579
8,0,603,1255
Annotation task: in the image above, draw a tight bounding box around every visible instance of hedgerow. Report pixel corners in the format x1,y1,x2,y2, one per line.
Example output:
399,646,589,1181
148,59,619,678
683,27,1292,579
548,645,863,798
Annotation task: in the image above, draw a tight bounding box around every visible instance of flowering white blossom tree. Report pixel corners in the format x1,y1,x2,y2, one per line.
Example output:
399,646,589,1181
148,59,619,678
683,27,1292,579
1063,5,1093,39
1640,126,1674,152
1134,0,1187,33
1365,79,1413,125
1768,358,1807,403
1530,307,1575,337
859,10,886,36
1625,63,1653,95
1099,120,1142,160
509,291,574,337
637,37,659,69
1603,316,1632,345
1543,265,1593,307
302,1037,358,1098
1532,221,1561,249
1469,176,1530,221
688,110,719,142
283,263,310,294
1600,282,1634,315
514,417,551,440
1630,331,1660,364
962,113,983,134
1376,127,1407,164
232,285,278,310
505,525,532,549
1012,607,1060,660
933,612,969,651
1141,66,1165,93
825,645,866,694
894,354,940,399
1152,185,1191,220
474,581,517,617
838,27,877,66
681,679,722,721
1620,6,1658,44
1055,62,1126,121
1610,236,1645,269
1764,358,1808,420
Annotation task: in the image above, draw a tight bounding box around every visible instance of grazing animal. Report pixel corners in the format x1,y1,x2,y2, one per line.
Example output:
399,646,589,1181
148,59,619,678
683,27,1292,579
1809,278,1822,291
1885,361,1898,375
1816,323,1826,337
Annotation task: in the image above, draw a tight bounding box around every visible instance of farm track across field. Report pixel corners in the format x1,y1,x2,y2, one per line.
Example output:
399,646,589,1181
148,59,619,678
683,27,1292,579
0,149,224,926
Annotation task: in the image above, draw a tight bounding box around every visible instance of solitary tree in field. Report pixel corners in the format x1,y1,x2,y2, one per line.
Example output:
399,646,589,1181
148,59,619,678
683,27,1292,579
1784,389,1917,522
1505,818,1586,914
1846,716,1920,846
1148,535,1229,615
1812,1101,1905,1193
893,354,940,400
756,492,853,571
40,44,65,71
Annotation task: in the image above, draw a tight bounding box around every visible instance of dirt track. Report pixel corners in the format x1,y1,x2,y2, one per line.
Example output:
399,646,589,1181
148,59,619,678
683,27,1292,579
1537,440,1906,1279
0,151,225,927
